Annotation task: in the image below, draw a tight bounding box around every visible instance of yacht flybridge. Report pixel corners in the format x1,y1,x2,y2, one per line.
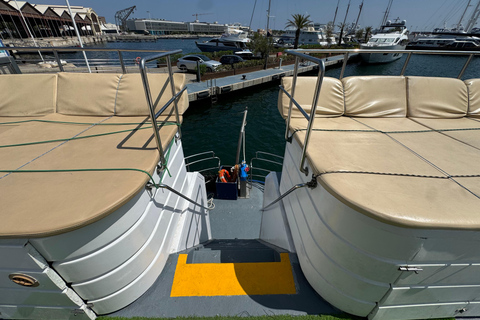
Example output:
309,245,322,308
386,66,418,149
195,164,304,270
1,48,480,320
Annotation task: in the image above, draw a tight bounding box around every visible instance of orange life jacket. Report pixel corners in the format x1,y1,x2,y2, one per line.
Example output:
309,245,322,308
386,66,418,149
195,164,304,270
218,169,231,183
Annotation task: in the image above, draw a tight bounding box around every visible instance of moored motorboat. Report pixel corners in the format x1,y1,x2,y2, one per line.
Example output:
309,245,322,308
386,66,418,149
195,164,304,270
360,20,408,63
195,28,252,56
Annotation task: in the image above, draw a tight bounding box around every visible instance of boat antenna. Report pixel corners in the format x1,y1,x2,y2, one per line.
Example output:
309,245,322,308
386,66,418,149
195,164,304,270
341,0,351,29
457,0,472,30
65,0,91,73
352,0,364,35
465,0,480,33
332,0,340,32
249,0,257,30
380,0,394,27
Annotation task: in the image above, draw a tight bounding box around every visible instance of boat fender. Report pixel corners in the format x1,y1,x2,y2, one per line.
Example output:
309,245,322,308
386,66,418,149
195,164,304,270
218,169,231,183
135,57,141,64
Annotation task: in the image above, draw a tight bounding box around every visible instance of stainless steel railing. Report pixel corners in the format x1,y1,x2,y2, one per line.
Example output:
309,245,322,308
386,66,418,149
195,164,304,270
139,50,184,170
185,151,221,174
3,46,176,73
280,48,480,176
281,50,325,176
248,151,283,183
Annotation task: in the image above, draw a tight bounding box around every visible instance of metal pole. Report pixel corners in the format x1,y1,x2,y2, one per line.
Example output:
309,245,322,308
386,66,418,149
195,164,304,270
285,56,299,141
235,107,248,165
166,56,182,139
458,54,474,79
53,50,64,72
400,51,412,76
65,0,91,73
339,52,349,79
118,50,126,74
13,0,43,61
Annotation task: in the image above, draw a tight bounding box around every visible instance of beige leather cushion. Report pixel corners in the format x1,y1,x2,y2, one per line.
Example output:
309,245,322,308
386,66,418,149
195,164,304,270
343,76,407,117
0,74,57,116
411,117,480,149
294,118,442,176
407,76,468,118
465,79,480,118
293,116,480,229
0,113,178,237
278,76,344,119
116,73,188,116
57,73,121,115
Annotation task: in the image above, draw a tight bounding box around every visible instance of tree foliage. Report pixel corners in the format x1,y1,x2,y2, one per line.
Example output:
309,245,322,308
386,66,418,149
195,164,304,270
325,22,334,45
247,32,274,59
285,14,313,49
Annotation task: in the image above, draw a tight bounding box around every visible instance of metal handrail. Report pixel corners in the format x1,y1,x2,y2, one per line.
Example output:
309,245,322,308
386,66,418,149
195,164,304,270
185,151,221,173
138,50,183,170
282,48,480,176
5,46,178,73
248,151,284,183
286,48,480,79
284,50,326,176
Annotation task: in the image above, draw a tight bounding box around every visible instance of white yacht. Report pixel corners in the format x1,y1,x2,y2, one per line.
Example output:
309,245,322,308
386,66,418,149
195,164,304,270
360,20,409,63
407,33,480,51
195,28,252,56
277,27,334,47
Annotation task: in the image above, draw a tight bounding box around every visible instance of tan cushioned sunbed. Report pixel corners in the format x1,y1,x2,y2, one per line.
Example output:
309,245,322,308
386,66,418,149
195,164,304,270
0,73,187,238
281,76,480,230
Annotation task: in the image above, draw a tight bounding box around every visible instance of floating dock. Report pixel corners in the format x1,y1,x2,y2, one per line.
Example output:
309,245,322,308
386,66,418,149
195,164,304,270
186,54,358,102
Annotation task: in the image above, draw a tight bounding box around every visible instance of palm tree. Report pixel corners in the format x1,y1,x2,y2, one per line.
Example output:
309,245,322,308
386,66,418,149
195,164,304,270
285,14,313,49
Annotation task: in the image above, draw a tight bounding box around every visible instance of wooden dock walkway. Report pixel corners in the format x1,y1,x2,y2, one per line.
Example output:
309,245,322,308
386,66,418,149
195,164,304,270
186,54,357,102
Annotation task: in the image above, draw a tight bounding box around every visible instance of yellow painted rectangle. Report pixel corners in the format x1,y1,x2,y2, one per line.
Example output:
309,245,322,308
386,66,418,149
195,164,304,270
171,252,296,297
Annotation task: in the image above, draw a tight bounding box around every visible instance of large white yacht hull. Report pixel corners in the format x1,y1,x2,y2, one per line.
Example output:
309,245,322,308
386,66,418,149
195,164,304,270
0,138,211,318
280,136,480,319
359,44,406,63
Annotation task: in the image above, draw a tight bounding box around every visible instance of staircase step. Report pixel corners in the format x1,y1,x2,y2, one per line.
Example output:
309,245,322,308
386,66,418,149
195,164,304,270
187,239,281,264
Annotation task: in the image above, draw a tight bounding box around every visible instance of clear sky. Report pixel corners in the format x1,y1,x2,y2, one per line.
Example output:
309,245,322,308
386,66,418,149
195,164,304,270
36,0,477,32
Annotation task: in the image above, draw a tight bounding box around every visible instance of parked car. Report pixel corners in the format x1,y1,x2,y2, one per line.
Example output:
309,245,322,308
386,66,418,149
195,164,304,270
176,54,221,72
219,55,245,66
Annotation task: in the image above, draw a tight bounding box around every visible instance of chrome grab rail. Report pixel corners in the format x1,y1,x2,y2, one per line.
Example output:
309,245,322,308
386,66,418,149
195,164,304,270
289,48,480,79
139,49,183,170
185,151,221,174
248,151,283,183
283,50,325,176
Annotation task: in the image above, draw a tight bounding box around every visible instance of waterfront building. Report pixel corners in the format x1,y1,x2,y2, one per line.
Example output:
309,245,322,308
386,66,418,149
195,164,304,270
126,18,228,35
0,0,102,39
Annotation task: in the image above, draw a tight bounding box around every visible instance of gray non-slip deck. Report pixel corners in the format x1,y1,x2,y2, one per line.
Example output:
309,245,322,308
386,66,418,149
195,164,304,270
106,185,341,318
186,54,353,102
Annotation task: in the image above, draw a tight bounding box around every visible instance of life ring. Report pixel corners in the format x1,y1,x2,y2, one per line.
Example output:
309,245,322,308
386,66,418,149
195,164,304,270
135,57,141,64
218,169,231,183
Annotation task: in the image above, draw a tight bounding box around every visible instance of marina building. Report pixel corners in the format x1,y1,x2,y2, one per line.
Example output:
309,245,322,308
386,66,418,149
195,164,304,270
126,18,228,35
0,0,103,39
